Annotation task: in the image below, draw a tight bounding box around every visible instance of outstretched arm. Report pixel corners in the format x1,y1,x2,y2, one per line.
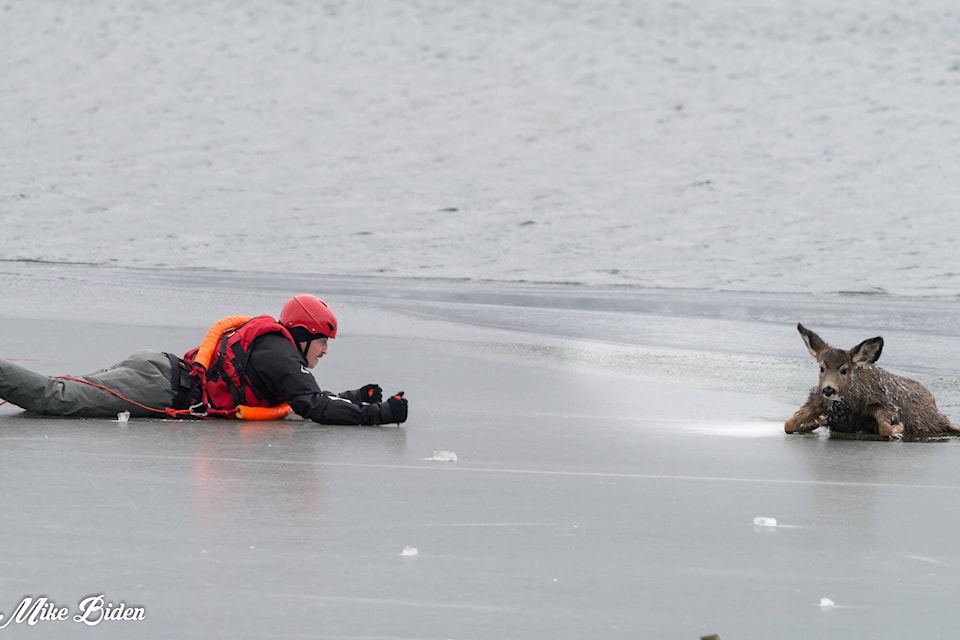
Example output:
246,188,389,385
248,335,406,425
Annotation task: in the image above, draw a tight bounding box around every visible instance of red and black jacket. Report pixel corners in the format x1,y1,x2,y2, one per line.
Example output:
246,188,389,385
182,316,391,425
183,315,294,412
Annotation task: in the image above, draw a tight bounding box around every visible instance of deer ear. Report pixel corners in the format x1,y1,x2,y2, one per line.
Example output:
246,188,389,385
851,337,884,364
797,323,827,359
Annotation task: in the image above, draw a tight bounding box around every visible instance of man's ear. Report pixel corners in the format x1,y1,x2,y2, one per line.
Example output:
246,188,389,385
850,336,884,364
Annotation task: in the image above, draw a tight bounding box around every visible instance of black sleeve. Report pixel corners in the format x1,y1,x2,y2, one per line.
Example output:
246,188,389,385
246,334,391,425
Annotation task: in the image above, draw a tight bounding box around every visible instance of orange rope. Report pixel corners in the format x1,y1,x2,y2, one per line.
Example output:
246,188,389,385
50,375,289,421
53,376,190,418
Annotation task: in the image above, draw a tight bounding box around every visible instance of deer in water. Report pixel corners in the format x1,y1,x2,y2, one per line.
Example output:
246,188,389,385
784,323,959,439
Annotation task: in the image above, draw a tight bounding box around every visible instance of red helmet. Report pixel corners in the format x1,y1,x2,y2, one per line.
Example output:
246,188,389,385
279,294,338,339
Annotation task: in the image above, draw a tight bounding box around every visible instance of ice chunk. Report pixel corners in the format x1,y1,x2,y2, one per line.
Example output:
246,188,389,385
752,516,777,528
116,411,131,423
819,597,835,608
431,451,458,462
400,546,419,557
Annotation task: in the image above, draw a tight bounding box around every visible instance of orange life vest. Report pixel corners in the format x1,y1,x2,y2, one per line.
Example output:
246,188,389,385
183,315,294,420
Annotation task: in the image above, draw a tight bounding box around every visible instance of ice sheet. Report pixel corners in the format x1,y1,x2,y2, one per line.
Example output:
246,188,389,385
3,269,960,638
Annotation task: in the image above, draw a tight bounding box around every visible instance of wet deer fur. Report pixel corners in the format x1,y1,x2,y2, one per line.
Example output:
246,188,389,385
784,323,957,439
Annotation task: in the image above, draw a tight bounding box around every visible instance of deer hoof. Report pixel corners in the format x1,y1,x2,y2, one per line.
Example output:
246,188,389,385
879,422,904,439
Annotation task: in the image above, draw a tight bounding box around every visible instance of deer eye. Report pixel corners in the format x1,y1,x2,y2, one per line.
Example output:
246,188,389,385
840,367,849,375
819,365,825,373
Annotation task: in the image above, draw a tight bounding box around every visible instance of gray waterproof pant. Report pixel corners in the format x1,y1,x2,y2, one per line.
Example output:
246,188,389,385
0,352,176,417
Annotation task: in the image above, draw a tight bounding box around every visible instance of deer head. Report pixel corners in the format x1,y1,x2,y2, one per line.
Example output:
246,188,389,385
797,323,884,403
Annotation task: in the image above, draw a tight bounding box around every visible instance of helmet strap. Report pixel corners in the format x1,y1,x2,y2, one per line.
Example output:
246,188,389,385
298,339,313,359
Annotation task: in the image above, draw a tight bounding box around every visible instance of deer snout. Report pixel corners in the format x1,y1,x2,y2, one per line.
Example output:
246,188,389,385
821,386,837,399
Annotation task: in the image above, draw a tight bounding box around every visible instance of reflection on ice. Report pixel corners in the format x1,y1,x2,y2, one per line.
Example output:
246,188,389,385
681,421,785,438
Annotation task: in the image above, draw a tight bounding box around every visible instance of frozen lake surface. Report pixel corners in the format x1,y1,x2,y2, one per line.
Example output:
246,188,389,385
3,266,960,638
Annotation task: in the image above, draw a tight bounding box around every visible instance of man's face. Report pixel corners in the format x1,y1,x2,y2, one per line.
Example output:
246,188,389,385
304,337,329,368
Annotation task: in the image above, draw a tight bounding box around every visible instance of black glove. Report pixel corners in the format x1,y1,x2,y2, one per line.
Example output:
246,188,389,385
387,391,408,424
339,384,382,404
357,384,383,403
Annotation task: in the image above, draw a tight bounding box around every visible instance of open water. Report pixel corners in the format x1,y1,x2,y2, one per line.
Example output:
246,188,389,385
2,0,960,295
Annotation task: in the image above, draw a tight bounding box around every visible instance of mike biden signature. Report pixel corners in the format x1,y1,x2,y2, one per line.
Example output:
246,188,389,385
0,594,145,627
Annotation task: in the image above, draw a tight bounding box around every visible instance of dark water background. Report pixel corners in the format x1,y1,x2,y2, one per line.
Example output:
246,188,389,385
3,0,960,294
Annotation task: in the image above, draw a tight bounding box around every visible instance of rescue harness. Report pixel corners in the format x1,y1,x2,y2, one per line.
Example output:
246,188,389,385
180,315,294,420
